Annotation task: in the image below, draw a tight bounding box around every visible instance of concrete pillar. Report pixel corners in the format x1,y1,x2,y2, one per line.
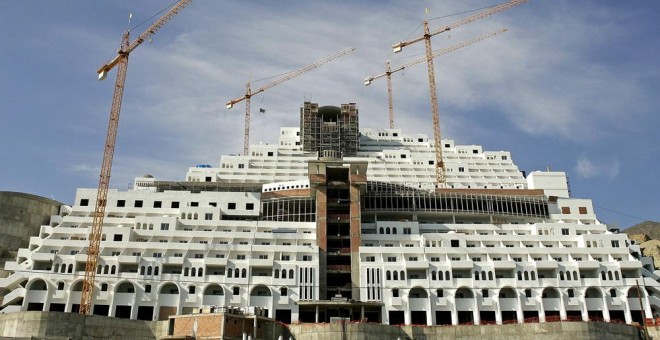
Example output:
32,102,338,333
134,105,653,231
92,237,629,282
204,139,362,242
361,306,365,320
315,305,319,323
601,295,611,322
538,297,546,323
559,293,567,321
623,298,633,324
495,300,502,325
473,298,480,325
451,301,458,325
580,296,589,321
516,294,524,323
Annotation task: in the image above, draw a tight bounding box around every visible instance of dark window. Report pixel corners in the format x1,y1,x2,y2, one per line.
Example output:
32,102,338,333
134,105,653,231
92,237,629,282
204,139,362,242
610,289,617,297
190,202,199,207
267,152,274,157
145,284,151,293
171,201,180,208
451,240,459,248
113,234,122,241
205,177,212,182
80,199,89,206
568,289,575,298
101,283,108,292
482,289,489,297
437,289,443,298
280,287,288,295
246,203,254,210
525,289,532,298
134,200,143,208
117,200,125,207
188,286,196,294
228,203,236,210
233,287,240,295
429,160,434,165
57,282,64,290
153,201,162,208
205,213,213,220
392,289,399,297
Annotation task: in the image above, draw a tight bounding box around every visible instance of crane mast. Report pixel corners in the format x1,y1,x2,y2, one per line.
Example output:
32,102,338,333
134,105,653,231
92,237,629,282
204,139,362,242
226,47,356,156
80,0,192,315
365,28,507,133
391,0,527,187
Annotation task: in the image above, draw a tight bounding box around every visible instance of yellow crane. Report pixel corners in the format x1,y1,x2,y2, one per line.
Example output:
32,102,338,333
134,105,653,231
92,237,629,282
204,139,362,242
391,0,527,187
365,28,507,129
81,0,192,315
226,47,356,156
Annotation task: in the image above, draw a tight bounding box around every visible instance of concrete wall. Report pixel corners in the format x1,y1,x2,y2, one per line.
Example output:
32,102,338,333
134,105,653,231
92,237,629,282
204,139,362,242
0,311,164,340
0,191,62,251
288,321,644,340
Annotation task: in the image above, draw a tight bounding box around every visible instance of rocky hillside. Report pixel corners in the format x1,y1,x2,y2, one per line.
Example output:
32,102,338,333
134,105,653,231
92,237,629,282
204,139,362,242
623,221,660,241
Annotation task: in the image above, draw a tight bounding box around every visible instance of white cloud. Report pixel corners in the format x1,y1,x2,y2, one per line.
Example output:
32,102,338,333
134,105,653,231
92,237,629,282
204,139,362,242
575,155,620,180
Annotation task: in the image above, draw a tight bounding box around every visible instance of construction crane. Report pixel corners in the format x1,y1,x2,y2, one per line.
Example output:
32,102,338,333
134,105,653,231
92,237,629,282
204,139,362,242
365,28,507,129
226,47,356,156
80,0,192,315
391,0,527,187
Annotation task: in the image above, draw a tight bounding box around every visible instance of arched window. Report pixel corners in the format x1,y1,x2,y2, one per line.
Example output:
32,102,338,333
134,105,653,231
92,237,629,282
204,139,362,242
573,271,578,280
400,270,405,280
97,265,102,274
386,271,391,280
281,269,287,279
228,269,233,278
517,271,523,280
61,265,66,273
154,266,159,275
608,271,613,281
379,227,384,234
191,268,197,277
445,271,450,280
530,271,536,280
242,268,247,278
194,213,198,220
235,268,240,278
184,268,190,276
524,271,529,280
489,271,494,281
431,271,436,280
566,271,571,280
289,269,294,279
198,268,203,277
438,271,444,280
392,228,397,234
481,271,486,280
274,270,279,278
111,265,116,275
615,271,620,280
104,265,109,274
147,266,152,275
386,227,391,234
393,271,398,280
54,263,60,272
475,271,480,280
559,272,564,280
601,271,606,280
140,266,145,275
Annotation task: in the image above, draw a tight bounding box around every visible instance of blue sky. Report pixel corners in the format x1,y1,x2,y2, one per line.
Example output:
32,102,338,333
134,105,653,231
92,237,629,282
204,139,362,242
1,1,658,229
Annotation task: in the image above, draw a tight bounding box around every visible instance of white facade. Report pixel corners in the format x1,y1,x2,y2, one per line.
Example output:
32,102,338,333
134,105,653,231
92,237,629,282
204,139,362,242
1,122,658,326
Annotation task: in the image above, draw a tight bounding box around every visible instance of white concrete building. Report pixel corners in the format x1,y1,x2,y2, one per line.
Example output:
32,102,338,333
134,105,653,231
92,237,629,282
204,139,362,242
1,102,658,326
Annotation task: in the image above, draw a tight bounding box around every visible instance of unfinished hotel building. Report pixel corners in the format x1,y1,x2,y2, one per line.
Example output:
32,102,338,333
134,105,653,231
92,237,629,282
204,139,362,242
1,102,658,325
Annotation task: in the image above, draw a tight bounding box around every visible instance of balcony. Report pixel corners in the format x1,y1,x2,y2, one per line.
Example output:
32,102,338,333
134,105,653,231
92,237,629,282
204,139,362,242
577,260,600,270
619,260,642,269
535,261,558,270
493,261,516,270
450,261,474,270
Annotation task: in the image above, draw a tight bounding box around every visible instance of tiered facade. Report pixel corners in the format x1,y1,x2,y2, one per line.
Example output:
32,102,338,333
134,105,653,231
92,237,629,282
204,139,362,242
1,102,657,326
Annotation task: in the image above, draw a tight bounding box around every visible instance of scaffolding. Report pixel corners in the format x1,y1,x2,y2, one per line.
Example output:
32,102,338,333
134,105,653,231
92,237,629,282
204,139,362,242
300,102,359,157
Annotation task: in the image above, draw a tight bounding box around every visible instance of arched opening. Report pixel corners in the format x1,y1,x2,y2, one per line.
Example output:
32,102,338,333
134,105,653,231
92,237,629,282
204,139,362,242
585,287,603,298
409,287,428,298
250,285,272,297
431,271,436,280
160,283,179,295
386,271,391,280
566,271,571,280
585,287,604,321
393,271,398,280
184,267,190,276
204,284,224,296
71,281,84,292
27,279,48,291
455,287,475,325
116,281,135,293
289,269,294,279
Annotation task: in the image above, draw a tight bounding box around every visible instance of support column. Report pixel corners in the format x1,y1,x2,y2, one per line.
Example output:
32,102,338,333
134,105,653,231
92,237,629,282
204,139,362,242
495,300,502,325
315,305,319,323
